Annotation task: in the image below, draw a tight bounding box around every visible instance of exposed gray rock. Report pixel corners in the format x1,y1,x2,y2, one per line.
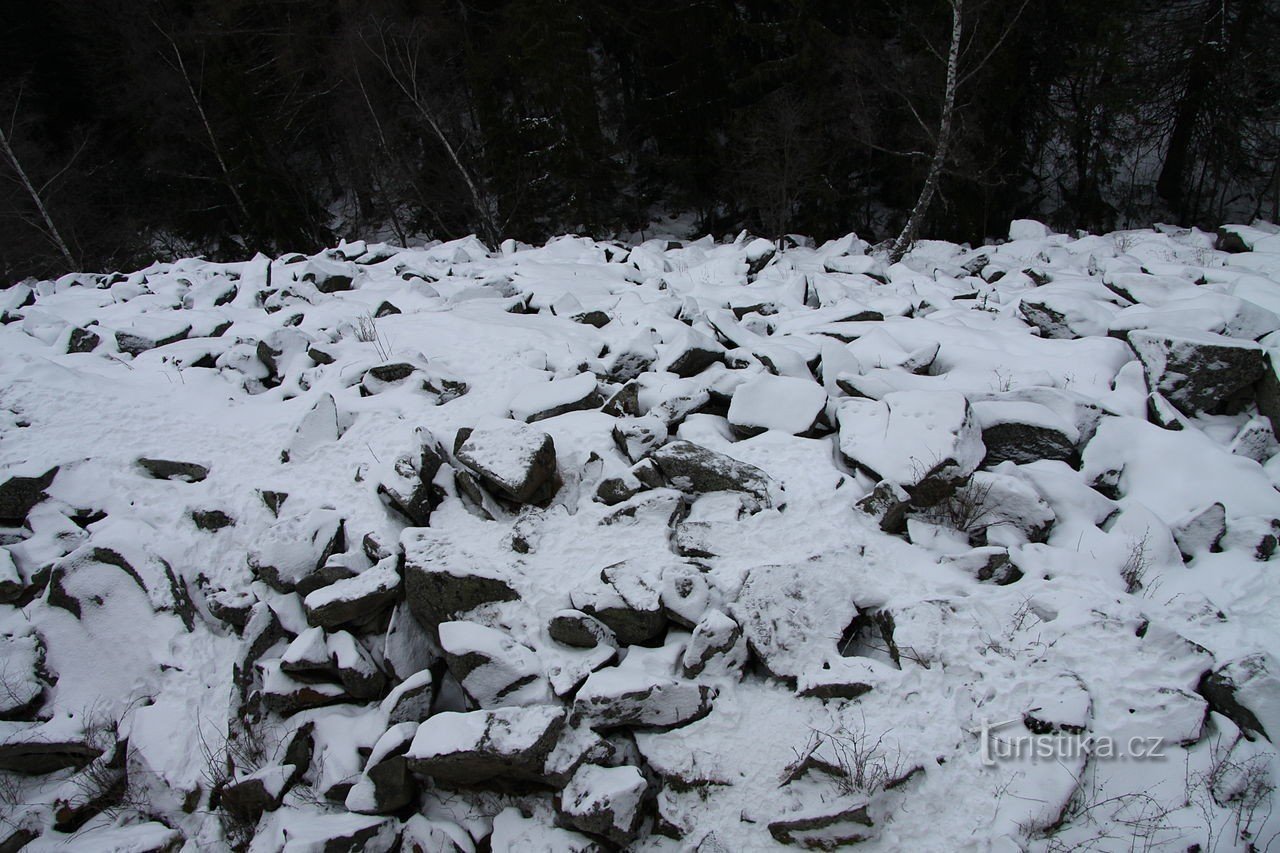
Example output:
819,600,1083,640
768,800,874,847
558,763,648,845
377,437,446,526
438,620,550,708
0,466,58,526
573,669,714,730
1173,503,1227,562
455,418,562,506
1198,654,1279,742
405,705,567,785
0,723,101,774
219,764,295,822
302,559,401,630
650,440,777,506
681,610,747,680
549,610,618,650
402,528,520,629
1127,329,1266,415
137,457,209,482
248,508,346,595
571,561,668,646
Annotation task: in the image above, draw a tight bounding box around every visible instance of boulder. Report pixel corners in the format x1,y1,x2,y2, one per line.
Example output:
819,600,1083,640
0,548,24,603
573,668,714,730
302,559,400,630
0,465,58,526
402,528,520,629
655,327,725,377
405,705,566,785
727,374,827,437
558,763,648,845
549,610,618,650
510,373,603,423
1127,329,1265,415
381,669,435,726
455,417,562,506
1198,654,1280,742
681,610,747,680
438,621,551,708
248,508,346,595
571,562,667,646
1172,503,1227,561
219,764,295,822
972,400,1078,466
0,722,101,774
650,440,778,506
345,723,418,815
838,391,984,506
279,812,398,852
377,435,447,526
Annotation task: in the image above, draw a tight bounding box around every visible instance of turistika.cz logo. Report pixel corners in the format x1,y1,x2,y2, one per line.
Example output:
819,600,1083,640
970,717,1167,767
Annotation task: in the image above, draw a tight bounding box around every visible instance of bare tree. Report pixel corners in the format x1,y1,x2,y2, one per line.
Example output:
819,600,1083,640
0,90,77,271
362,20,500,246
152,21,253,234
889,0,1031,262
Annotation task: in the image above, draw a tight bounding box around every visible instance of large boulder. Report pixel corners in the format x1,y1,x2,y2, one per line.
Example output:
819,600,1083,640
1127,329,1265,415
726,374,827,437
650,441,778,506
558,763,648,845
455,417,562,506
438,621,551,708
573,668,713,730
402,528,520,630
405,705,566,786
838,390,984,506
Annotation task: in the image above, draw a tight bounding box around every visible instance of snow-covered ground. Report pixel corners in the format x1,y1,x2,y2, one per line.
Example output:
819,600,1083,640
1,221,1279,851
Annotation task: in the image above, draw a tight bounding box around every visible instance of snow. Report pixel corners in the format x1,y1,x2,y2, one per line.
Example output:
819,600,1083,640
726,373,827,435
508,371,598,422
2,224,1280,850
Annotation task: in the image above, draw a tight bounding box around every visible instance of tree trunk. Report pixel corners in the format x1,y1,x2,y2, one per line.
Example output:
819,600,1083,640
890,0,963,263
0,124,76,271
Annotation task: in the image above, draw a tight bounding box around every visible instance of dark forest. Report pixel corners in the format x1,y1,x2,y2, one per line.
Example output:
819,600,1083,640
1,0,1277,279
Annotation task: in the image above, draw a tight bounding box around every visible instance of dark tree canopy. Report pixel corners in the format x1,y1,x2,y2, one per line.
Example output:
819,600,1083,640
1,0,1277,279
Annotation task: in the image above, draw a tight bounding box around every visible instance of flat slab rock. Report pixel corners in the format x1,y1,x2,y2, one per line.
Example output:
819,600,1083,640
768,800,874,847
727,373,827,437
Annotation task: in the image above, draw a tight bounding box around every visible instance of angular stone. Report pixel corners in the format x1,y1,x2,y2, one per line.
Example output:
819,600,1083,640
768,800,874,847
402,528,520,629
558,763,648,846
650,441,777,506
1127,329,1265,415
455,417,562,506
573,669,713,731
549,610,618,650
0,466,58,526
303,560,401,630
405,705,566,786
137,458,209,483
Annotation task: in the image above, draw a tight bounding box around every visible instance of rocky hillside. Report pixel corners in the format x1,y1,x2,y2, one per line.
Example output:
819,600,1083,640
1,222,1279,851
